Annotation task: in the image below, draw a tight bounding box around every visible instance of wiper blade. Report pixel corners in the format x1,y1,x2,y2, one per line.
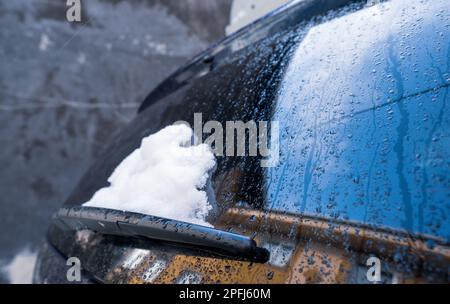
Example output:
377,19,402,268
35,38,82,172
53,206,269,262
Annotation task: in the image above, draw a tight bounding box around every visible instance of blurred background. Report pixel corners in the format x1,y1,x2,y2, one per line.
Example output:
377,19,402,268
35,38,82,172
0,0,291,284
0,0,234,284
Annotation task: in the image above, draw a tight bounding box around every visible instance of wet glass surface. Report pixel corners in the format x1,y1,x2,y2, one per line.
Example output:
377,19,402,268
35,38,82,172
268,0,450,240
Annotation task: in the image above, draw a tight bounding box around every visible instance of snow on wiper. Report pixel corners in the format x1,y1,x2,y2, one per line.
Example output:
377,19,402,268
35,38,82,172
83,124,216,227
53,206,269,262
53,124,269,261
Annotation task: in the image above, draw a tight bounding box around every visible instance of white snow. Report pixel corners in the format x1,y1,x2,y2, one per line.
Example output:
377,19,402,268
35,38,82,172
146,41,168,55
1,249,37,284
83,124,216,227
38,33,52,51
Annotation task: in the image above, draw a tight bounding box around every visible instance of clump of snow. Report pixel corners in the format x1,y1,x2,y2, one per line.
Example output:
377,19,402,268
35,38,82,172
38,33,52,51
83,124,216,227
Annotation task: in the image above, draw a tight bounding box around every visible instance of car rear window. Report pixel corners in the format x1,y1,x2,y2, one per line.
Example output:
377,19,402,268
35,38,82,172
267,0,450,241
65,0,449,242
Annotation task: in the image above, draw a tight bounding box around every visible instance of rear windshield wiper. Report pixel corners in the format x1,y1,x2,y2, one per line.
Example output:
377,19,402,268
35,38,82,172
53,206,269,262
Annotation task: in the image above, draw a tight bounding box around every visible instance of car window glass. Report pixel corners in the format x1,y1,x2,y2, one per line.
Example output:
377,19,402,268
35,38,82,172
267,0,450,240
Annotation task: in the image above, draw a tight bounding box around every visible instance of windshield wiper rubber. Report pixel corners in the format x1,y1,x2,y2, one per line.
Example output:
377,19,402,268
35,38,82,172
53,206,269,262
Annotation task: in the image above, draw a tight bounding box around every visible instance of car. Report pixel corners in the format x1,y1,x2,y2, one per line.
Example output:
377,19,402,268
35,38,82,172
34,0,449,284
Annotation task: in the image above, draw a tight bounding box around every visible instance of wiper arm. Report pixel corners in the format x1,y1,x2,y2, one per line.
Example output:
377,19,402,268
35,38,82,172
53,206,269,262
